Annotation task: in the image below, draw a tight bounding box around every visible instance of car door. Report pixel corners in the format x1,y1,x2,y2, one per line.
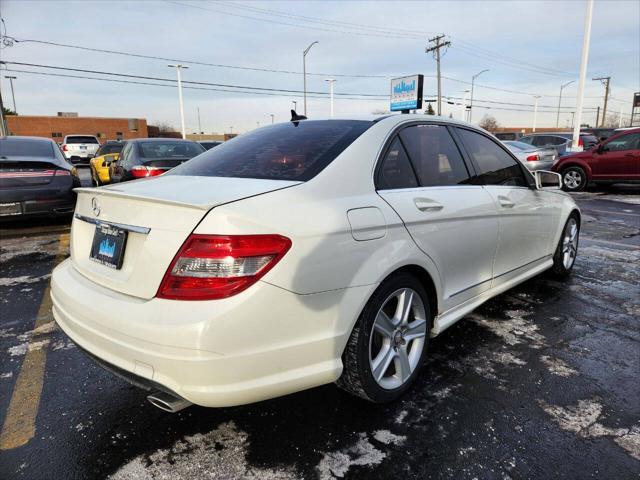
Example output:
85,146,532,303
453,127,560,285
590,132,640,180
376,123,499,309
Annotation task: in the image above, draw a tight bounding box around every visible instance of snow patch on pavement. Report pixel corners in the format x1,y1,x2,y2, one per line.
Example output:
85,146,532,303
110,421,298,480
468,309,547,349
372,430,406,446
0,274,51,287
540,355,578,377
317,433,385,479
540,398,640,460
8,339,50,356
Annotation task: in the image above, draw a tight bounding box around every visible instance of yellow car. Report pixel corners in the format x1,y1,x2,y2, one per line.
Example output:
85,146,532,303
90,141,124,186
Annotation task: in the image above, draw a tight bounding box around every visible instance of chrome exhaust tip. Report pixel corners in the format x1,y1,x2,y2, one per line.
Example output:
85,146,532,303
147,391,192,413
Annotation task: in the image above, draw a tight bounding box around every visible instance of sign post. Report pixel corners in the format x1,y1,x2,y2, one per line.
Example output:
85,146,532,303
390,75,424,113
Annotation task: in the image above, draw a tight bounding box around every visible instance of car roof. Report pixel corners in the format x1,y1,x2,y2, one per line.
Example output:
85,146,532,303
127,137,196,142
0,135,56,143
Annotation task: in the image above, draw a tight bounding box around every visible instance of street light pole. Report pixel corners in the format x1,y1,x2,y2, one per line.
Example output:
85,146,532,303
168,64,189,139
556,80,575,128
461,89,470,121
469,69,489,123
302,41,319,116
532,95,541,132
325,79,336,117
197,106,202,134
270,114,275,124
571,0,594,149
4,76,17,113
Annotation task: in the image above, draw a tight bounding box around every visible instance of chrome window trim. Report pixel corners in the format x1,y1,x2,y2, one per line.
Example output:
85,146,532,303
74,213,151,234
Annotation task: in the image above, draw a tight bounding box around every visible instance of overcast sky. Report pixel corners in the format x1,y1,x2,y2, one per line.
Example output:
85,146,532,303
1,0,638,134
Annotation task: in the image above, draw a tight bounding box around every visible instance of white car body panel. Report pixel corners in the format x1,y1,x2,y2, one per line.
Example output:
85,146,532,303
51,114,580,408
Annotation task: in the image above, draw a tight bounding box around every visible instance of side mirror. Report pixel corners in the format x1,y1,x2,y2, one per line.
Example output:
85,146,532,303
534,170,562,190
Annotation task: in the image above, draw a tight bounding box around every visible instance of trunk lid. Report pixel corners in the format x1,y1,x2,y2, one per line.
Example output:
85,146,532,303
71,175,300,299
0,159,63,188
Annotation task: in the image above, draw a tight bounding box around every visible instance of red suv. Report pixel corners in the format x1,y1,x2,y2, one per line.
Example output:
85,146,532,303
551,128,640,191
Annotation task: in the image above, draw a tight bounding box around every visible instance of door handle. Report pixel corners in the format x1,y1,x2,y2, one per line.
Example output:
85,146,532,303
497,196,515,208
414,198,444,212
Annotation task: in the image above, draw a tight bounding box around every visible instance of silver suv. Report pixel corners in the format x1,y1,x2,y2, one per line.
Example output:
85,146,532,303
61,135,101,164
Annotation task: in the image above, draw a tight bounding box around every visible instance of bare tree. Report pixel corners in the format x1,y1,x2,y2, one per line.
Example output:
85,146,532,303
601,113,620,128
425,103,435,115
153,121,178,133
479,114,499,132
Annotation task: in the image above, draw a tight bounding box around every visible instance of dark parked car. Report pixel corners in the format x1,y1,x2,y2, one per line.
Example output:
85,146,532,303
519,132,599,155
198,141,223,150
0,136,80,219
581,127,616,142
551,128,640,191
109,138,205,183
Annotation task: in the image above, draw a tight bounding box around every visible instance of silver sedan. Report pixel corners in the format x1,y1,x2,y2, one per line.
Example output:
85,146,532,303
503,141,557,171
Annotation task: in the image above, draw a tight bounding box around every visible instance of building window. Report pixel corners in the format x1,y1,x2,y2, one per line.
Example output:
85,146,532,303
51,132,62,138
116,132,124,140
128,119,139,132
96,132,106,139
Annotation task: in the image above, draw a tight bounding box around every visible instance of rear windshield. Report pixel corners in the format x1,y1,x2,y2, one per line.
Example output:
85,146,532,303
66,136,99,144
504,141,532,150
168,120,373,181
96,143,123,156
138,141,204,159
0,138,55,158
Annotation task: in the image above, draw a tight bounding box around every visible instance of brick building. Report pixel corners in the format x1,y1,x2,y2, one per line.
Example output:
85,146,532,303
5,115,149,142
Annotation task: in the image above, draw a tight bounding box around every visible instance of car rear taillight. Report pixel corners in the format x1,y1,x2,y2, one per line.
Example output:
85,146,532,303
157,234,292,300
55,169,71,176
526,154,540,162
130,165,165,178
578,138,583,147
62,144,68,151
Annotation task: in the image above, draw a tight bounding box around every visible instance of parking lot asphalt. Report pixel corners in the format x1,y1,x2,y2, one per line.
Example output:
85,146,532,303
0,179,638,479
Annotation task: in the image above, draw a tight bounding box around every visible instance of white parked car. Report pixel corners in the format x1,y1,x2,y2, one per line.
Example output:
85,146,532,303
51,115,580,412
61,134,101,165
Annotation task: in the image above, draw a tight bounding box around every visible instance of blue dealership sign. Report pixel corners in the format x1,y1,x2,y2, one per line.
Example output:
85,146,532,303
390,75,424,112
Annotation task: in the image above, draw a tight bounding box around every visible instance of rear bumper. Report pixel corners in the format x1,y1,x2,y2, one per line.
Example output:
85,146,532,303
51,258,371,407
0,187,75,218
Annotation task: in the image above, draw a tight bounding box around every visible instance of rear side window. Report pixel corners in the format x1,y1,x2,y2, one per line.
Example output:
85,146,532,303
168,120,372,181
138,141,204,159
377,137,418,190
399,125,470,186
0,138,55,158
65,136,99,144
96,143,123,156
456,128,527,187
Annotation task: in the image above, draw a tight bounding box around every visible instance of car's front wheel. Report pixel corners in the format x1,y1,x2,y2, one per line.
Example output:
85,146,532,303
337,273,431,403
561,166,587,192
551,213,580,276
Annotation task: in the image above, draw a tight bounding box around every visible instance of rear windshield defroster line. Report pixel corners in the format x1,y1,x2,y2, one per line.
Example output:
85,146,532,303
167,120,373,181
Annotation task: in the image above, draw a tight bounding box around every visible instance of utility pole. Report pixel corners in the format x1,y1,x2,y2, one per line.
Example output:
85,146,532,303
533,95,541,132
4,76,17,113
168,64,188,139
0,89,7,136
197,106,202,134
556,80,575,128
325,79,336,117
592,76,611,127
571,0,594,150
302,41,319,116
270,114,275,124
425,34,451,116
595,106,600,127
468,69,489,123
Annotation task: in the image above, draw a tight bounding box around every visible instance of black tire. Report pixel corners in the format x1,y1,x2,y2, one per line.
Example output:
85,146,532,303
561,166,587,192
337,273,432,403
551,213,580,276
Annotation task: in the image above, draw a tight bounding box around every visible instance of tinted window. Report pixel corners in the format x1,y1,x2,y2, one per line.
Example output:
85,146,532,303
457,128,527,187
504,141,533,151
170,120,372,181
605,132,640,151
96,143,123,156
66,136,99,144
580,134,598,145
519,136,535,145
377,137,418,190
0,138,55,158
399,125,469,187
118,143,135,168
138,141,204,159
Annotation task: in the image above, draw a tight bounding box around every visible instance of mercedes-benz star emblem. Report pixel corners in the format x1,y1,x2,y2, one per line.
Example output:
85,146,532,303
91,197,101,217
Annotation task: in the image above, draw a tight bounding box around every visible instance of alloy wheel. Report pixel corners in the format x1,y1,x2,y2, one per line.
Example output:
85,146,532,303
562,218,579,269
368,288,427,390
564,170,581,190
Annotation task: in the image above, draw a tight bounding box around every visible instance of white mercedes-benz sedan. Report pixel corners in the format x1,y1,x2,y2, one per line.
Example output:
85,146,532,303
51,114,580,412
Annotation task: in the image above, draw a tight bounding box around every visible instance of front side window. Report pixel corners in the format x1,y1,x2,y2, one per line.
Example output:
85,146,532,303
399,125,470,187
377,137,418,190
169,120,372,181
605,133,640,152
457,128,527,187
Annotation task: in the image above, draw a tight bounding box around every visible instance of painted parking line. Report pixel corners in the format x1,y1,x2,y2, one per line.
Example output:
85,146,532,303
0,233,69,451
